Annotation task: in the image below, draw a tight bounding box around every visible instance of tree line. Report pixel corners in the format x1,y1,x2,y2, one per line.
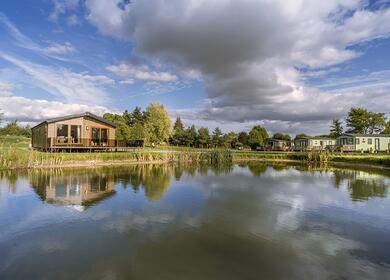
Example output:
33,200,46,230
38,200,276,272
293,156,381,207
327,107,390,138
103,103,292,149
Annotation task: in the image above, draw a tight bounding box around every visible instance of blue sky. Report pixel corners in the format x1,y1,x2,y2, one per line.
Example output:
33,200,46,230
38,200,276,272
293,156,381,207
0,0,390,135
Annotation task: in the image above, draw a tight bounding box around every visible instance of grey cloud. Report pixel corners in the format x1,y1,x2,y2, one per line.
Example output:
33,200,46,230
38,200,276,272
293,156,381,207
86,0,390,133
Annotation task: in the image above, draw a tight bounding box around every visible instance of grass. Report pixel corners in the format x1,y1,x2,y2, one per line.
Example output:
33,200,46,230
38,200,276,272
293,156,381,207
1,135,390,170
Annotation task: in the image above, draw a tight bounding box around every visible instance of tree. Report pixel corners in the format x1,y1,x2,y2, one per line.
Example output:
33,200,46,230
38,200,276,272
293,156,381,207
183,125,197,147
368,112,387,134
103,113,131,140
0,120,31,137
197,127,210,148
346,107,386,134
329,119,343,138
223,132,238,148
237,131,248,146
212,127,224,147
272,133,291,141
295,133,309,139
382,122,390,134
248,125,269,150
145,103,172,145
173,117,184,131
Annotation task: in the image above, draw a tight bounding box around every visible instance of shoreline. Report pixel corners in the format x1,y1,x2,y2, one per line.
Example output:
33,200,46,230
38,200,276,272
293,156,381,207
2,156,390,172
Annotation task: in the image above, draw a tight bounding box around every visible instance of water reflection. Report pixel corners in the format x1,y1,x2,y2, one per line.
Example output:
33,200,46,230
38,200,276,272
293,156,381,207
1,163,390,279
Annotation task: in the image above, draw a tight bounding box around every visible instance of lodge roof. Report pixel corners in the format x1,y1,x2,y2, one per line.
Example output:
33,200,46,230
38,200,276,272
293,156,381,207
31,112,117,129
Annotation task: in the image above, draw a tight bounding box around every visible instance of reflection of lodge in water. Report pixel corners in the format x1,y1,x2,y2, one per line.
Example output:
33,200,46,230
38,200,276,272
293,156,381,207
35,174,115,208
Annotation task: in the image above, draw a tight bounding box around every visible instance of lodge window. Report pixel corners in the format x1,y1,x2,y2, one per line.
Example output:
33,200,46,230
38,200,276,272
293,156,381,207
71,125,81,144
91,127,109,146
368,138,372,145
56,124,69,143
356,138,360,144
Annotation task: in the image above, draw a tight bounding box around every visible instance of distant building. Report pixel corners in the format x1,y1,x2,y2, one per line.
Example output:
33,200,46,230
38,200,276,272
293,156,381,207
265,138,292,151
294,136,337,151
31,112,117,151
338,134,390,152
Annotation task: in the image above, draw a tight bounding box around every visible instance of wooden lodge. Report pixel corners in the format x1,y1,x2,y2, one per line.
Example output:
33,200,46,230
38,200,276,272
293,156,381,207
31,112,141,151
265,138,292,151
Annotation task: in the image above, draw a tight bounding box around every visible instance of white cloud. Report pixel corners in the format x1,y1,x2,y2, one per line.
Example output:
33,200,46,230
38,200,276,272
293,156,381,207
0,94,109,122
66,14,80,26
0,13,78,61
107,63,177,82
86,0,390,134
49,0,80,22
0,81,13,91
43,42,76,55
0,54,113,105
0,95,108,122
119,79,135,85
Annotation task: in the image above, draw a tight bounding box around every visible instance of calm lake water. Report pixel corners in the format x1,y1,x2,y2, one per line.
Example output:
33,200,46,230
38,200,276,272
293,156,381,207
1,163,390,280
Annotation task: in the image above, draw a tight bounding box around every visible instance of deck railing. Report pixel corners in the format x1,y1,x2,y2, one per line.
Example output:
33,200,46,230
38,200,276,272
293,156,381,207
48,138,144,148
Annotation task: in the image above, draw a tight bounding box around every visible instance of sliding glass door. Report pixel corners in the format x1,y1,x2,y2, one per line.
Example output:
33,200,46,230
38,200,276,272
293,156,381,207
91,128,109,146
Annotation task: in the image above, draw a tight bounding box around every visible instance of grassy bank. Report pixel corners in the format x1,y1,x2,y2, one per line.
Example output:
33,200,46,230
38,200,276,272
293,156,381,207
1,136,390,170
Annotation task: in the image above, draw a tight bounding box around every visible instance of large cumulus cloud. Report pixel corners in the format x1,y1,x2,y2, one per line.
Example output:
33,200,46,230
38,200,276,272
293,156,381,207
86,0,390,133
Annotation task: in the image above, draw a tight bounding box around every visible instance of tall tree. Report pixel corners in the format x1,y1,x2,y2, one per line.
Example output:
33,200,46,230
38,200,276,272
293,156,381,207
184,125,197,147
145,103,172,145
197,127,210,148
212,127,224,147
346,107,386,134
329,119,343,138
173,117,184,131
248,125,269,150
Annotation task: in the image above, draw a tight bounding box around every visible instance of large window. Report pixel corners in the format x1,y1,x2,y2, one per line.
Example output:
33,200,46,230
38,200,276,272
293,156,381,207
101,128,108,146
91,128,109,146
71,125,81,144
56,124,69,143
368,138,372,145
92,128,100,145
356,138,360,144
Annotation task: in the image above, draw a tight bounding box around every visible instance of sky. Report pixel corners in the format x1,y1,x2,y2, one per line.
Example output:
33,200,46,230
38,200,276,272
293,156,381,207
0,0,390,136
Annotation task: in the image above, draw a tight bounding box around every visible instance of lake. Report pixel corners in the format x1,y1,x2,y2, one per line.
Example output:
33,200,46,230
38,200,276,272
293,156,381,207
1,163,390,279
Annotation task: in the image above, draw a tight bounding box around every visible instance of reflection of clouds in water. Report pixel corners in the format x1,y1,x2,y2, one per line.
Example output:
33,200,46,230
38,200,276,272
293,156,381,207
40,239,69,253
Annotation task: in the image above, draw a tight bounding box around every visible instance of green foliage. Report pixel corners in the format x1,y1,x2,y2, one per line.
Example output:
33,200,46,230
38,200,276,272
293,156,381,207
272,133,291,141
145,103,172,145
248,125,269,149
173,117,184,131
346,107,387,134
212,127,224,147
294,133,309,139
383,122,390,134
223,132,238,148
103,113,131,140
329,119,343,138
238,131,248,146
0,121,31,137
197,127,210,148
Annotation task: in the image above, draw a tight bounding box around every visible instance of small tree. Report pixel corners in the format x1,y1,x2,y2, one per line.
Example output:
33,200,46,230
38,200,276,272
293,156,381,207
212,127,223,148
248,125,269,150
197,127,210,148
237,131,248,146
329,119,343,138
145,103,172,145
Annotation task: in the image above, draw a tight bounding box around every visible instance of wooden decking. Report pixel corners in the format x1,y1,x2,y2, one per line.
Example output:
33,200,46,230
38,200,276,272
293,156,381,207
39,138,144,152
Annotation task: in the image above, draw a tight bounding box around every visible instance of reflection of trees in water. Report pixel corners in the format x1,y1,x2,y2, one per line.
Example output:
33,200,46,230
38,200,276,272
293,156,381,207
247,163,268,176
333,169,389,201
